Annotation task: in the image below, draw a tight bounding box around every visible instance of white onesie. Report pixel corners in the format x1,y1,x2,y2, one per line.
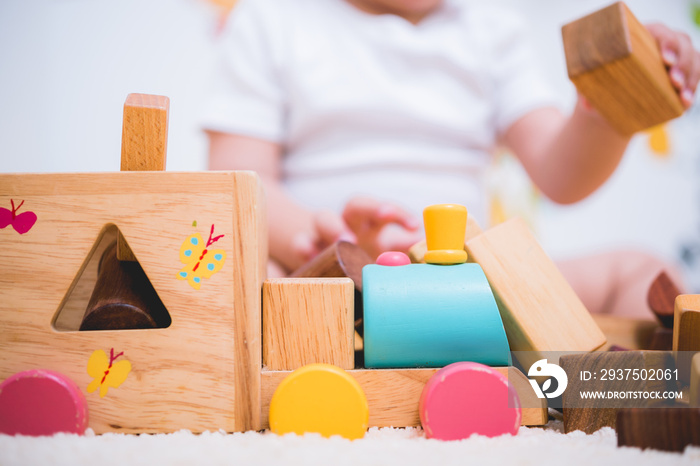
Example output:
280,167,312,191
201,0,557,223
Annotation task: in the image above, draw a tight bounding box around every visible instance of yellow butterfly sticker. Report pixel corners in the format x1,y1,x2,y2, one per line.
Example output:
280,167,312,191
177,224,226,290
87,348,131,398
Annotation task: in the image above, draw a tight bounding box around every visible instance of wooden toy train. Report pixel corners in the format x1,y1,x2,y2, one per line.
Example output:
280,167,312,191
0,94,607,440
0,1,691,442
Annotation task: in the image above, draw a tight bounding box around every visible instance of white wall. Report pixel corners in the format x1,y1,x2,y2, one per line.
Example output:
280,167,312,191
1,0,699,288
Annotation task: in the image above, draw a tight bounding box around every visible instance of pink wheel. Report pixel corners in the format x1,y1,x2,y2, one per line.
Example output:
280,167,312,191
0,369,88,436
419,362,521,440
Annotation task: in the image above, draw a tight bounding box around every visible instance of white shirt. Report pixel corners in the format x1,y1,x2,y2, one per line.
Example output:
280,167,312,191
201,0,556,223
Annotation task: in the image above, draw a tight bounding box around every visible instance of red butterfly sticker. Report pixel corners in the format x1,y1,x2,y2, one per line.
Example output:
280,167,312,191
0,199,37,235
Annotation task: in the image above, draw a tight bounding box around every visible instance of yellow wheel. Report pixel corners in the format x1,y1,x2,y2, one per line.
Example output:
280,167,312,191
269,364,369,440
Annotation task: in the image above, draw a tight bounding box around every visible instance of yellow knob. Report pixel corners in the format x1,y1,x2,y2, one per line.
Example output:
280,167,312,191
423,204,468,265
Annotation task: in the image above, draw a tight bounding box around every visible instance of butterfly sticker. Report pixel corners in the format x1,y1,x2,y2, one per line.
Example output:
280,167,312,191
87,348,132,398
177,224,226,290
0,199,37,234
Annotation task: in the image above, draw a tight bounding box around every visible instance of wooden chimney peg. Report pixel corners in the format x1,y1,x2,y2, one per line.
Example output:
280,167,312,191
562,2,684,135
117,93,170,261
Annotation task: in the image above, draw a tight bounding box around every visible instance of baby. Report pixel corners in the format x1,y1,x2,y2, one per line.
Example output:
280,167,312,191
203,0,699,316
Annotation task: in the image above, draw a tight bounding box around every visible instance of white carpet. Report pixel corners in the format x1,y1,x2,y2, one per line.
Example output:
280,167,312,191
1,422,698,466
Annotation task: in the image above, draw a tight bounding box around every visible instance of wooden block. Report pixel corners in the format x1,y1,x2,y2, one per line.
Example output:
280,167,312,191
691,353,700,407
465,218,606,371
80,240,171,330
673,295,700,383
617,408,700,452
269,364,368,440
407,215,482,264
419,362,520,440
120,94,169,171
263,278,354,371
562,2,684,135
560,351,676,434
291,240,371,334
673,295,700,351
117,94,170,261
362,263,511,368
591,314,657,351
0,171,265,433
648,327,674,351
0,370,88,436
291,241,371,290
261,366,547,429
647,271,682,328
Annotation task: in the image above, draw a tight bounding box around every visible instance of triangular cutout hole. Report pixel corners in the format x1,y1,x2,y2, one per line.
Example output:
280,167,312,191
52,224,172,331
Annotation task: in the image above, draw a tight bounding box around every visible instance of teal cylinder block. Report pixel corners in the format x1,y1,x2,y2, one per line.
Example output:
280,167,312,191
362,263,511,368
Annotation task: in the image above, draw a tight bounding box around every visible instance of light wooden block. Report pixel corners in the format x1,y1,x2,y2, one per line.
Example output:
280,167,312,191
408,215,483,264
118,94,170,262
465,218,606,370
562,2,684,135
0,171,266,433
691,353,700,408
120,94,169,172
591,314,657,350
261,366,547,429
263,278,354,371
672,294,700,383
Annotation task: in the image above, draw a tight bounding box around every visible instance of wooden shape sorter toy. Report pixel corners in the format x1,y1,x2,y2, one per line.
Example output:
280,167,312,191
0,95,267,434
0,171,266,433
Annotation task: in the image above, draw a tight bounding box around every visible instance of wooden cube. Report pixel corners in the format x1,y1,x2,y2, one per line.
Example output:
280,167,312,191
263,278,354,371
560,351,676,434
672,294,700,383
562,2,684,135
465,218,606,371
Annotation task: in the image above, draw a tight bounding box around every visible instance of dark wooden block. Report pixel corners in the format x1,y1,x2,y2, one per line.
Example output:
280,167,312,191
647,327,673,351
617,408,700,452
647,271,681,329
560,351,676,434
80,241,171,331
291,240,373,333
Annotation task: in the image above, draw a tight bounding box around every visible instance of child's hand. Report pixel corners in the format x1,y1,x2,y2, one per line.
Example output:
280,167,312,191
647,23,700,108
290,209,351,266
342,197,422,259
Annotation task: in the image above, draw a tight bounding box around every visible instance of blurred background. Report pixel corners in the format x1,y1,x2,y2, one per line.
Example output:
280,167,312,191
1,0,699,290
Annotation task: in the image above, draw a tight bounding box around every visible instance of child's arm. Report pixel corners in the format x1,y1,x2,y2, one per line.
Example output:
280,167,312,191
208,131,345,272
505,24,699,204
208,131,420,271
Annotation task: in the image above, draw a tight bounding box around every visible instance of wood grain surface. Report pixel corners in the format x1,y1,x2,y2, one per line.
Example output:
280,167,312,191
465,218,606,371
562,2,684,135
261,366,547,429
0,171,265,433
263,278,354,371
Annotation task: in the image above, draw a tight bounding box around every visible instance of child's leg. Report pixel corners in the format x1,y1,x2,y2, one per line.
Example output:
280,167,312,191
557,250,685,320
